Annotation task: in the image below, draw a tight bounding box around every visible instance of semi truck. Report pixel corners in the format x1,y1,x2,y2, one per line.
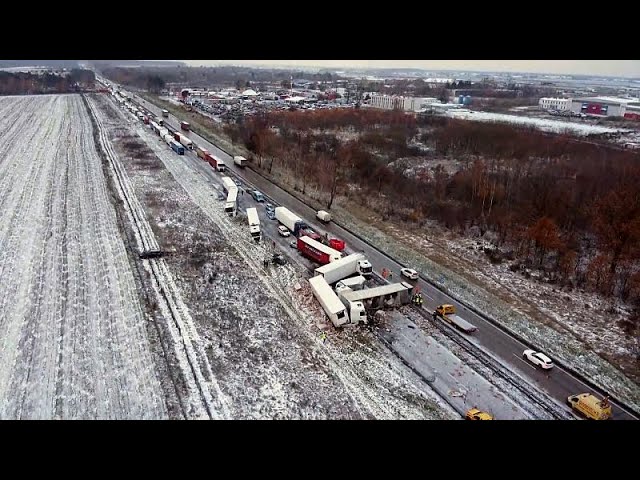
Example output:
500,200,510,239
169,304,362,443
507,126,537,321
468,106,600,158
309,275,366,328
246,207,261,241
433,304,477,333
275,207,308,237
163,133,174,145
206,154,226,172
314,253,373,285
180,121,190,131
234,156,248,168
170,140,185,155
297,236,342,265
196,147,210,161
173,133,193,149
221,177,238,216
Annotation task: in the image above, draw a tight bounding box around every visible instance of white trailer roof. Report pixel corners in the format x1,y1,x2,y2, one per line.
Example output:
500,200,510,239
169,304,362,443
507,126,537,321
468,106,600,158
247,207,260,226
315,253,364,275
309,276,346,315
221,176,236,191
342,282,412,302
227,188,238,203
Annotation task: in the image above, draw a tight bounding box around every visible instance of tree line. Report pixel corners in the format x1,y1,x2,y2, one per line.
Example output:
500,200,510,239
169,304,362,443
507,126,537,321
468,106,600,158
226,109,640,307
0,69,95,95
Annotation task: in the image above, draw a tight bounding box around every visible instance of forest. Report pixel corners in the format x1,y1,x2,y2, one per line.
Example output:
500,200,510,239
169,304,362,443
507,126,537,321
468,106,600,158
226,109,640,304
0,69,95,95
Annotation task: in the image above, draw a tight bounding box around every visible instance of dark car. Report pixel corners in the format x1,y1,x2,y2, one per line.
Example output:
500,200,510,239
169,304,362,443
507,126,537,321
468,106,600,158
266,210,276,220
272,253,286,266
265,203,275,212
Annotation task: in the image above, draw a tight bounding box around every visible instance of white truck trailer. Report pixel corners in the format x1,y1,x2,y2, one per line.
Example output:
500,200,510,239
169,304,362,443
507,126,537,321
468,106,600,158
314,253,373,285
246,207,261,241
234,155,248,167
163,133,174,145
335,275,366,290
339,282,414,310
275,206,308,236
178,134,193,150
309,276,366,327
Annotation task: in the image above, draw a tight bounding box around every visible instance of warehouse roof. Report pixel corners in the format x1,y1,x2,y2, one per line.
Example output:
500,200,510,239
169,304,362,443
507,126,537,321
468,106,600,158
572,97,634,106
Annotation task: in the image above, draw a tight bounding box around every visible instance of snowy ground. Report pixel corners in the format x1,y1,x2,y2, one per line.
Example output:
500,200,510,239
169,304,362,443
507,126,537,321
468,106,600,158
94,94,457,419
321,200,640,412
446,110,634,136
0,95,167,419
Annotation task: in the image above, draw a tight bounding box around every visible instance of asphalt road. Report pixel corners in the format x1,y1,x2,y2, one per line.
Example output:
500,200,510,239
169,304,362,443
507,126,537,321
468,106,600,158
132,93,637,420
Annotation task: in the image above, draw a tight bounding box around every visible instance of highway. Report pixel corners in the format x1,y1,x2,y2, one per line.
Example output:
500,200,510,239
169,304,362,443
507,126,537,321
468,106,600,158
132,92,638,420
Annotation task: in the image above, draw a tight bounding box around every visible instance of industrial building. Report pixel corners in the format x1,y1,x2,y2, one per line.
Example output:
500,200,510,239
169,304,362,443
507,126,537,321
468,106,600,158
539,97,571,111
368,94,438,112
569,97,631,117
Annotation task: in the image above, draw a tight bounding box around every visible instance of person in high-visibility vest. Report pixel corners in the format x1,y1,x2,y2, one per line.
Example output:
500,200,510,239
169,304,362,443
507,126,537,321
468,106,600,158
320,331,327,343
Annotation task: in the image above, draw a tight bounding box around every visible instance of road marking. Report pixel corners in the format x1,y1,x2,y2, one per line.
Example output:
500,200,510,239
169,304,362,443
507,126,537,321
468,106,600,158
513,353,538,371
421,292,435,302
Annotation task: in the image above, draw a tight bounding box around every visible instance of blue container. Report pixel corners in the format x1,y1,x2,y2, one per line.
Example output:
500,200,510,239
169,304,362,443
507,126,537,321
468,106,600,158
458,95,464,104
463,95,472,105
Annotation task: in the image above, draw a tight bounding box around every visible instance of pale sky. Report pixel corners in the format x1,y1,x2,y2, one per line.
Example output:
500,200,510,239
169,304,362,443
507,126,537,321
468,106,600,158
182,60,640,78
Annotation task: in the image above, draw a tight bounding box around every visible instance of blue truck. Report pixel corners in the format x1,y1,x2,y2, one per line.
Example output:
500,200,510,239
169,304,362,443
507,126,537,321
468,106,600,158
170,140,185,155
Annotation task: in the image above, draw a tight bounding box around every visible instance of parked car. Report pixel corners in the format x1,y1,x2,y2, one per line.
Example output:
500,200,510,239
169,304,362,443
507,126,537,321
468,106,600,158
234,179,242,187
465,408,493,420
400,268,419,280
278,226,291,237
265,203,275,212
523,350,554,370
289,239,297,248
266,210,276,220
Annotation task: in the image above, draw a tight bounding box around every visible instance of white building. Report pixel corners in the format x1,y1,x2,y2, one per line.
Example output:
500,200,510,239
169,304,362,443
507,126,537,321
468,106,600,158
539,97,571,111
369,94,438,112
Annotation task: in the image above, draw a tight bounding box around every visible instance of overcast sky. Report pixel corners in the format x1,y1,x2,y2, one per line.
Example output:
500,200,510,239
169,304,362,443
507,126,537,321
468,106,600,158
182,60,640,78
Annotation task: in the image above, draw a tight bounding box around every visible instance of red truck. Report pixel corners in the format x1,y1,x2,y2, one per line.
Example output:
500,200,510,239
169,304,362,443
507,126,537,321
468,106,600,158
297,236,342,265
205,153,226,172
180,121,190,131
196,147,209,161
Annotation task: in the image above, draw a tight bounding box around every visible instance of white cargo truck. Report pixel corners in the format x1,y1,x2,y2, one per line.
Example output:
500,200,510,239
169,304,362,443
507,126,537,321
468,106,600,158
178,134,193,150
163,133,174,145
314,253,373,285
246,207,261,241
309,276,366,327
234,155,248,168
275,206,307,236
316,210,332,223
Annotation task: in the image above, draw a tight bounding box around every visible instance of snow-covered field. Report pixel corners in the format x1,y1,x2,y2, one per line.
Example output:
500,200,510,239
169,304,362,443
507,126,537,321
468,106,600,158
446,110,632,136
0,95,167,419
94,94,457,419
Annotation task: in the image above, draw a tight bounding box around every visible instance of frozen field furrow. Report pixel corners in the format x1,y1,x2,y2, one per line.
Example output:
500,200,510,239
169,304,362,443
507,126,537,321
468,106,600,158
0,95,167,419
87,96,225,419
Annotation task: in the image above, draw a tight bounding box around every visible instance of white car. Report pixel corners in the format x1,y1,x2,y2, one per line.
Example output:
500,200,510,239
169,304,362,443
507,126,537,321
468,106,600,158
400,268,419,280
523,349,553,370
277,226,290,237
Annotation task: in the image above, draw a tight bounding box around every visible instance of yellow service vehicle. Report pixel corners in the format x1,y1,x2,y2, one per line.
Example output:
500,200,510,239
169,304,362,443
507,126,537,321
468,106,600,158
567,393,612,420
465,408,493,420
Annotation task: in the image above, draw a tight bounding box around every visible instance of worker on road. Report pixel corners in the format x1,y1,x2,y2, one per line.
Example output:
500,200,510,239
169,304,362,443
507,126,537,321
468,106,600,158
320,331,327,343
